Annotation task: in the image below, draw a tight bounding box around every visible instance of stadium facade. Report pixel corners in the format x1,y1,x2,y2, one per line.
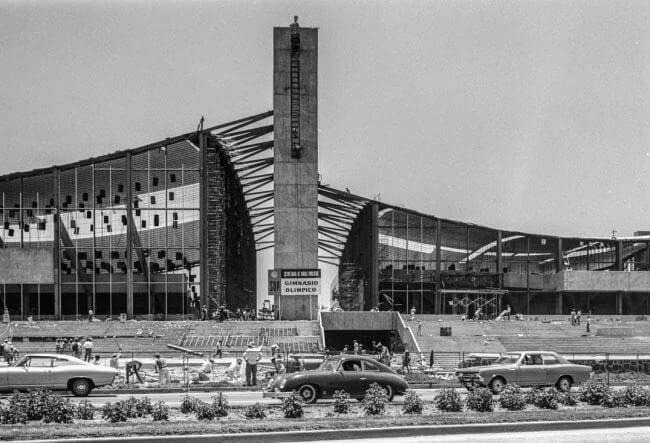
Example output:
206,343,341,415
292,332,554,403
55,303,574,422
2,18,649,320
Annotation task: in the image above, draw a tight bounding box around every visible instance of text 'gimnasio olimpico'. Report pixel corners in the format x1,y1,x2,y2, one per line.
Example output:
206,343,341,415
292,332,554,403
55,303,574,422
0,17,649,324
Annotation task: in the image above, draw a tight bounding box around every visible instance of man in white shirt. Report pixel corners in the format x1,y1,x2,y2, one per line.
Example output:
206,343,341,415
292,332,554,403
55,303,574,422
83,337,93,362
242,342,261,386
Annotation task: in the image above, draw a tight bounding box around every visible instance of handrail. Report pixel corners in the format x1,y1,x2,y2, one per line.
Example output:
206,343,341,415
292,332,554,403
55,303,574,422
397,313,421,354
317,309,326,350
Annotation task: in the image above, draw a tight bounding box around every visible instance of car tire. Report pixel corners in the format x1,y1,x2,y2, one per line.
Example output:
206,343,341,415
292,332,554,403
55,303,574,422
556,376,573,392
298,384,318,404
489,376,506,394
381,384,395,401
70,378,92,397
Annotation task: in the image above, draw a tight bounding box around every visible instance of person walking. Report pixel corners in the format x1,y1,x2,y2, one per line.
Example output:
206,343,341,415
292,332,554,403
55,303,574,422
409,306,416,321
576,310,582,326
586,315,591,333
83,337,93,362
417,319,423,336
214,340,223,359
353,340,359,355
570,309,576,326
402,349,411,373
505,305,512,321
71,338,82,359
242,342,261,386
429,349,434,368
380,345,391,366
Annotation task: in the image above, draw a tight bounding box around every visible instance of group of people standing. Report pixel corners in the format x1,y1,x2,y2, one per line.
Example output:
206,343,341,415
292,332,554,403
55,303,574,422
570,309,592,332
0,340,17,364
55,337,95,362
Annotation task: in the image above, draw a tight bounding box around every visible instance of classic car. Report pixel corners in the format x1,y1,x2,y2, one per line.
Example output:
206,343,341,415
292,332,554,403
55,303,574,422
264,355,409,403
456,351,592,393
0,353,119,396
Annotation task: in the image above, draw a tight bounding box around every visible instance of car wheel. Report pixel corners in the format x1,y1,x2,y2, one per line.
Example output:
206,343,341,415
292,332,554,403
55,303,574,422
489,377,506,394
298,384,318,404
381,384,395,401
70,378,92,397
556,376,573,392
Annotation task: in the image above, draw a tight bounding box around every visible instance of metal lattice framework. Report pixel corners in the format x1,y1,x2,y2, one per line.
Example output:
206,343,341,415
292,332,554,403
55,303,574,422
317,185,371,266
210,111,275,252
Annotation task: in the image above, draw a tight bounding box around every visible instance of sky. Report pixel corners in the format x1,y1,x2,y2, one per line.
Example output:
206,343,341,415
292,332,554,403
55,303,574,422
1,0,649,305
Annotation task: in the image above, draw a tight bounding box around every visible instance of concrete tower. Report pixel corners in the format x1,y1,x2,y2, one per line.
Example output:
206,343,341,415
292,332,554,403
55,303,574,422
273,18,319,320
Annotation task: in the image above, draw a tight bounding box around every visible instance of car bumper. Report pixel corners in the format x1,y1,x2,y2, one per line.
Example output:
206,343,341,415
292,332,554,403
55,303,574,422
263,391,293,399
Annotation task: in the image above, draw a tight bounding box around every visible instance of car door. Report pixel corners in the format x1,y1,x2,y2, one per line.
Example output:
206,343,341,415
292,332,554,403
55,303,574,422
24,356,54,389
339,359,365,396
542,353,563,385
51,357,73,389
360,360,382,392
516,353,546,386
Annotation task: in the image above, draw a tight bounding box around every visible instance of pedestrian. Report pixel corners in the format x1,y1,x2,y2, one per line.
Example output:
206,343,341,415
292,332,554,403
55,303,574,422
214,339,223,359
341,345,348,355
402,349,411,373
201,305,208,321
5,342,16,365
88,309,94,322
570,309,576,326
380,346,391,366
353,340,359,355
429,349,434,368
576,310,582,326
93,355,101,365
55,339,62,354
0,340,6,362
274,354,286,375
586,315,591,333
375,341,382,356
71,338,82,359
505,305,511,321
154,353,169,386
242,342,261,386
125,359,144,383
417,319,423,336
371,341,376,355
409,305,416,321
83,337,93,362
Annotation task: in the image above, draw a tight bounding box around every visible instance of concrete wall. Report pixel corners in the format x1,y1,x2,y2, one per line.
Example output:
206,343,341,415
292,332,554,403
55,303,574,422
273,24,319,320
0,249,54,284
321,311,397,331
504,271,650,292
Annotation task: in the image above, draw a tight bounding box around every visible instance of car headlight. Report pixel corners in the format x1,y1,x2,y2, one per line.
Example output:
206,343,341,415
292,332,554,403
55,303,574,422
279,379,286,389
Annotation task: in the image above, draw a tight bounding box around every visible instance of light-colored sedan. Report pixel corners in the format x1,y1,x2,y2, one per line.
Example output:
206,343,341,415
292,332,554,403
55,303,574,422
456,351,593,393
0,354,119,396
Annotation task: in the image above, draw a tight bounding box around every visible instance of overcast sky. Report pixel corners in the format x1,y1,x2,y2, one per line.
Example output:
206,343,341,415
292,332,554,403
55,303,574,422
2,0,649,303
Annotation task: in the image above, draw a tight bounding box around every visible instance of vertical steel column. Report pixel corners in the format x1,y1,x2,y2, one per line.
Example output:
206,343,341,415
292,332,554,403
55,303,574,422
371,202,379,311
19,177,24,249
435,218,442,314
126,152,134,319
53,168,61,319
496,231,503,277
557,238,564,272
199,132,208,311
615,240,623,271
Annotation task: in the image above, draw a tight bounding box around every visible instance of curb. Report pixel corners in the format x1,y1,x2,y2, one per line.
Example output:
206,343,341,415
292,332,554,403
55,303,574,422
21,417,650,443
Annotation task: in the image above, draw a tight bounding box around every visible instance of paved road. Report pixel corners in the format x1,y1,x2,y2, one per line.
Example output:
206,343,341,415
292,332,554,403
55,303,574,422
307,426,650,442
57,388,443,407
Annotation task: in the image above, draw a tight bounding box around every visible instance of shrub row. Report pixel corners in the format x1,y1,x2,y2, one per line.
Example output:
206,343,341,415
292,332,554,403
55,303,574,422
0,390,83,424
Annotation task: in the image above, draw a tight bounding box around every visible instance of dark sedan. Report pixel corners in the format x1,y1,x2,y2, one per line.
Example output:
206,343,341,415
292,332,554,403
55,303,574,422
264,355,408,403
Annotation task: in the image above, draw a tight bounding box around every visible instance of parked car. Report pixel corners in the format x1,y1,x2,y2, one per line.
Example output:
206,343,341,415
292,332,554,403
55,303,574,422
0,353,119,396
264,355,409,403
456,351,592,393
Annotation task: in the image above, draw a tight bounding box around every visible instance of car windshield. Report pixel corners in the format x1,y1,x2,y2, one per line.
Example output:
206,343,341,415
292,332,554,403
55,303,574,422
319,358,340,371
494,353,521,365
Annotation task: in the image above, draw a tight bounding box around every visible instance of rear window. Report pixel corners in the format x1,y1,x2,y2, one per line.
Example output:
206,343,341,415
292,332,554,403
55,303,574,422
543,355,560,365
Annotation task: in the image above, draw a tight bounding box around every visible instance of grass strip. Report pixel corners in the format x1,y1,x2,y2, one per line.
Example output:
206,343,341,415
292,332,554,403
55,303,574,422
1,407,650,441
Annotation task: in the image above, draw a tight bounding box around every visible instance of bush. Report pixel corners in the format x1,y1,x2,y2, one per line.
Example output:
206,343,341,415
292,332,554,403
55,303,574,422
578,379,609,405
363,383,388,415
557,391,578,406
76,400,95,420
332,390,350,414
434,388,462,412
466,388,493,412
152,401,169,421
211,392,229,418
42,396,76,424
123,396,152,418
534,388,558,410
402,390,424,414
601,390,628,408
195,402,218,420
525,388,543,405
625,385,649,406
282,392,304,418
498,385,526,411
7,390,52,421
101,402,128,423
180,395,203,414
244,402,267,419
0,404,27,425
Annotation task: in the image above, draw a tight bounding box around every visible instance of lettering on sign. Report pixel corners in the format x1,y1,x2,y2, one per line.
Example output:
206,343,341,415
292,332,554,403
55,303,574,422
280,269,321,296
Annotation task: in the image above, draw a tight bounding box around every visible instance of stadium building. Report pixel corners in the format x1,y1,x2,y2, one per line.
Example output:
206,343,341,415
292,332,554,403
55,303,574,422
1,17,649,322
